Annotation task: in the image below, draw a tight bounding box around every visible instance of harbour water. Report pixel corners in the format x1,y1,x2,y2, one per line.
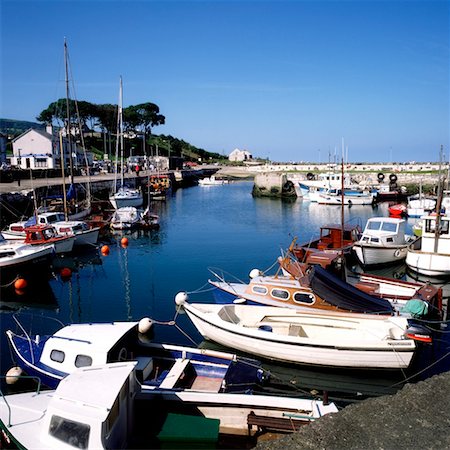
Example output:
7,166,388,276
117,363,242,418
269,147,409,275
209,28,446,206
1,181,449,404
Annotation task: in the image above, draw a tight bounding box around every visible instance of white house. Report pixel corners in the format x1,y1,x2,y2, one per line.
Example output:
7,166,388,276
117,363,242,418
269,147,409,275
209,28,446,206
11,125,93,170
229,148,252,162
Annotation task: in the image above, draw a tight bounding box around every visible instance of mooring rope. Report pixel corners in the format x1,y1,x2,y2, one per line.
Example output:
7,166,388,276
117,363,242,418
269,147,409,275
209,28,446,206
0,275,19,288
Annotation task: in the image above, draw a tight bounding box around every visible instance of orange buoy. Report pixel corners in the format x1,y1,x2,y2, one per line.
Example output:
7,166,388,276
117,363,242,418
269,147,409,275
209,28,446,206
101,245,110,255
121,237,129,247
15,289,26,296
60,267,72,280
14,278,27,290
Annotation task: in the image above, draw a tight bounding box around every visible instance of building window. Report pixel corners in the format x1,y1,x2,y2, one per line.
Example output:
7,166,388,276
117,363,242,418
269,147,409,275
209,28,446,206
35,158,48,168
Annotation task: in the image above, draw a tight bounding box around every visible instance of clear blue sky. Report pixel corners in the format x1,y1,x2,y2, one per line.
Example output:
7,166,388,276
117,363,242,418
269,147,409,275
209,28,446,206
1,0,449,163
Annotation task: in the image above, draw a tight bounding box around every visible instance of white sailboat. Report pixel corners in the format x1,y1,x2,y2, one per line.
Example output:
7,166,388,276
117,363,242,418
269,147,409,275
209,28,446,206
43,40,100,247
109,76,143,210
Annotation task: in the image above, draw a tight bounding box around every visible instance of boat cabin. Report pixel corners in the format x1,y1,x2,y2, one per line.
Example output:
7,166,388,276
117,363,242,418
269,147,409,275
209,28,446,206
293,223,361,260
359,217,409,247
24,224,63,244
419,215,450,253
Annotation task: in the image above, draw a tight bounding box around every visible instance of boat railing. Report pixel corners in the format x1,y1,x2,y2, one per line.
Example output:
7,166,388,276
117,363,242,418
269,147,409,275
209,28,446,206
11,313,65,364
0,375,42,427
208,267,247,286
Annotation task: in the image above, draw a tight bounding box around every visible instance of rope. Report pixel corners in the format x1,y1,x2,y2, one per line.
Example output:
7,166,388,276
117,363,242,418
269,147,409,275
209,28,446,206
185,282,216,295
387,347,450,389
0,275,19,288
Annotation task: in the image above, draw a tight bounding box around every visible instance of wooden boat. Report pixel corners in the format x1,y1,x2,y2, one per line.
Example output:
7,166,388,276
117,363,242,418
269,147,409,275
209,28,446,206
292,224,361,262
177,299,420,369
148,174,171,200
0,362,337,449
353,217,415,266
209,261,440,319
278,254,442,318
406,213,450,277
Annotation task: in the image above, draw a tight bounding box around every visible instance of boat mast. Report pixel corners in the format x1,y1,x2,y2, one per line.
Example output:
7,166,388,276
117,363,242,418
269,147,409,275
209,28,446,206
119,76,124,190
64,39,74,186
59,131,69,221
434,145,444,253
340,138,345,251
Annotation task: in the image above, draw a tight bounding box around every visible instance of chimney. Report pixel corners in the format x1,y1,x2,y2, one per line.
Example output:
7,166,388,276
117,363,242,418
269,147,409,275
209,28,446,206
46,124,53,135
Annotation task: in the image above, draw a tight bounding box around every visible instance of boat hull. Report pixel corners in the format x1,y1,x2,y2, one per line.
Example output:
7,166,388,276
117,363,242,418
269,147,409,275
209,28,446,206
406,249,450,277
183,304,415,370
109,196,143,209
353,244,408,266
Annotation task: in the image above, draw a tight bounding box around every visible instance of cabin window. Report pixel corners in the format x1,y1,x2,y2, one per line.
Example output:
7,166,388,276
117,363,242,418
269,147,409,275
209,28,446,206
362,237,369,242
293,292,315,304
381,222,397,233
75,355,93,368
252,286,268,295
50,350,65,363
49,415,90,449
370,237,380,243
367,221,382,230
271,289,289,300
386,237,394,243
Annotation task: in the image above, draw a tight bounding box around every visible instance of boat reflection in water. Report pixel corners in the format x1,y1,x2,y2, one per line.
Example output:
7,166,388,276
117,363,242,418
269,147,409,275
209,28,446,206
0,275,58,312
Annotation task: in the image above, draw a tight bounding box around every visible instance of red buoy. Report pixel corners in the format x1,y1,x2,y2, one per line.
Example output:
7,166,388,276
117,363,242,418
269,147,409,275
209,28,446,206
121,237,129,247
60,267,72,280
101,245,110,255
14,278,27,290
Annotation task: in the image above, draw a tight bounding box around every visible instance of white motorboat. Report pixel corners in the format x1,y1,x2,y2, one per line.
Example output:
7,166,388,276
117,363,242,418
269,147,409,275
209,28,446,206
109,186,144,209
317,188,374,206
199,175,229,185
2,331,338,448
406,213,450,277
177,300,421,370
0,233,54,272
353,217,415,266
110,206,142,230
5,212,100,247
407,197,436,218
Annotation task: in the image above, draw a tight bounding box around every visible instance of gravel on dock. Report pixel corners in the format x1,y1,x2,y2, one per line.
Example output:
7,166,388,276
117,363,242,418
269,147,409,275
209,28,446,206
257,371,450,450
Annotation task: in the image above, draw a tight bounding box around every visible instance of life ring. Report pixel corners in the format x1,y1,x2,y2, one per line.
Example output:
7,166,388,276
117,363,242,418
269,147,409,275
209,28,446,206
394,249,402,258
306,172,315,180
118,347,127,361
389,174,398,183
377,172,385,181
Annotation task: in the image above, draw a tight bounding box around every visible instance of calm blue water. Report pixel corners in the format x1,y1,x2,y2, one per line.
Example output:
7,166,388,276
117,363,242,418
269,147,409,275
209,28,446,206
1,181,449,401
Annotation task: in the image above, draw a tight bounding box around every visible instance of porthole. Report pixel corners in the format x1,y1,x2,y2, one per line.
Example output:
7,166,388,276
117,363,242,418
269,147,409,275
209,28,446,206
50,350,65,363
252,285,268,295
75,355,93,368
293,292,315,305
271,289,289,300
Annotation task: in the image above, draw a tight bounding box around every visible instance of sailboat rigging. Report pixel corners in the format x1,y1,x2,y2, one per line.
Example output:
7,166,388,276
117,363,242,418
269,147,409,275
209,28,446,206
109,76,143,209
